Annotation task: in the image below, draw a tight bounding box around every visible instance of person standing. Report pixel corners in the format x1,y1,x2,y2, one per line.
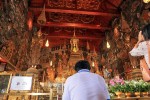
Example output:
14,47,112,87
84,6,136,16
129,24,150,82
129,24,150,70
62,60,110,100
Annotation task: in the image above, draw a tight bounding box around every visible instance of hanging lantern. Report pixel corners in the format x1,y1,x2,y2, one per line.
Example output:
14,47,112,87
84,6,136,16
37,28,42,37
27,18,33,31
105,31,111,49
86,41,90,50
27,12,33,31
93,47,97,56
37,5,47,25
143,0,150,3
101,55,106,65
106,41,110,49
113,26,120,40
92,61,95,67
49,61,52,66
45,39,49,47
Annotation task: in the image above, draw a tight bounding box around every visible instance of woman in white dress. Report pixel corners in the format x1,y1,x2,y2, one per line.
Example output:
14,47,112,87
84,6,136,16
129,24,150,70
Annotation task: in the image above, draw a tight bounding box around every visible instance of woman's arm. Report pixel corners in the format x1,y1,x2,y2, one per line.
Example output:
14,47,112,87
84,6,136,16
134,41,141,48
129,42,144,56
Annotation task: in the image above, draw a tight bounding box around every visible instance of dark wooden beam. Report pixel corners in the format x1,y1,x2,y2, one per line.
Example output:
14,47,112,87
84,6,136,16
35,22,111,30
46,35,103,40
29,7,120,17
106,0,119,9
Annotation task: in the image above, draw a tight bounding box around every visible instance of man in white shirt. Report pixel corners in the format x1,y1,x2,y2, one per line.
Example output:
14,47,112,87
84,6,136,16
62,60,110,100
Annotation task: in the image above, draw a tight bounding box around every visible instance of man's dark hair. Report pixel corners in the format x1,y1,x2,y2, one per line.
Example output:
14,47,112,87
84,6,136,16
74,60,91,72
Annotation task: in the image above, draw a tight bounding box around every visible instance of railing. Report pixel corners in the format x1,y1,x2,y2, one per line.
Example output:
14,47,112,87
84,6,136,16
1,93,150,100
112,96,150,100
0,92,63,100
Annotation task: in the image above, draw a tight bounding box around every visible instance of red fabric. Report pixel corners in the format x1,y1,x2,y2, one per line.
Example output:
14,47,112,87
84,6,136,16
0,56,6,63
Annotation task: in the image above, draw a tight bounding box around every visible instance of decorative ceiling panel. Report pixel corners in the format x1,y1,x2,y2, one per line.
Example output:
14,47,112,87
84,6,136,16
49,12,95,24
47,0,101,10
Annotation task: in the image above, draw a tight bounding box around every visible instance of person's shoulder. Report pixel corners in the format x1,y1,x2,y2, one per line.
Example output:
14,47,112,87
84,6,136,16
66,74,74,80
94,74,106,83
65,73,78,81
140,41,147,45
91,73,104,78
136,41,147,48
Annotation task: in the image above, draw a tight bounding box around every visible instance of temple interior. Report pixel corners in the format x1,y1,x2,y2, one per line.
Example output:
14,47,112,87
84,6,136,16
0,0,150,100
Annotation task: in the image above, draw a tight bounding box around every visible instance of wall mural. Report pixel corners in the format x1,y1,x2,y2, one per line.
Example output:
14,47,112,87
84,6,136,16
0,0,32,70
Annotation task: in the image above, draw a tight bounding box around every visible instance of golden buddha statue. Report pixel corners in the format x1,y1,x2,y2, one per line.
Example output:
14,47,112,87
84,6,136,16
70,31,79,53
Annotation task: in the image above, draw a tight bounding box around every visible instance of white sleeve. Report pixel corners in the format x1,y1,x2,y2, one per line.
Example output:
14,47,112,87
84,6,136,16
129,42,144,56
62,81,70,100
103,79,110,99
98,76,110,99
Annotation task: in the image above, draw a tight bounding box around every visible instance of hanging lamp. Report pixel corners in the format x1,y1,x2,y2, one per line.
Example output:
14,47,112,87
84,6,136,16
106,32,110,49
107,41,110,49
37,4,47,25
45,39,49,47
143,0,150,3
37,27,42,37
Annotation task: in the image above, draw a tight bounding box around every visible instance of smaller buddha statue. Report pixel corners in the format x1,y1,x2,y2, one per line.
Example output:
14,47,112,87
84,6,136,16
47,67,56,82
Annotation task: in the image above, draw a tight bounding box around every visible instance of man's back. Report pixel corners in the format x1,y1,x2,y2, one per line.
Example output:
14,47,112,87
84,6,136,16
62,71,110,100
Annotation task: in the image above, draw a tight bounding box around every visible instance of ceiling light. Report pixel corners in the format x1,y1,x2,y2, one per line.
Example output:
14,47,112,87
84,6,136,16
107,41,110,49
92,61,95,67
143,0,150,3
37,28,42,37
45,39,49,47
49,61,53,66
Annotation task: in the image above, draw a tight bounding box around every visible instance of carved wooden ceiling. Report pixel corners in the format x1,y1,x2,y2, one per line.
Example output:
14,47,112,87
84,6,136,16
28,0,122,50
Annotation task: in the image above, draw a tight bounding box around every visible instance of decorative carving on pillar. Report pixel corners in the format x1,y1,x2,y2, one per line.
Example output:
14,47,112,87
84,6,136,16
0,0,31,70
0,40,15,60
